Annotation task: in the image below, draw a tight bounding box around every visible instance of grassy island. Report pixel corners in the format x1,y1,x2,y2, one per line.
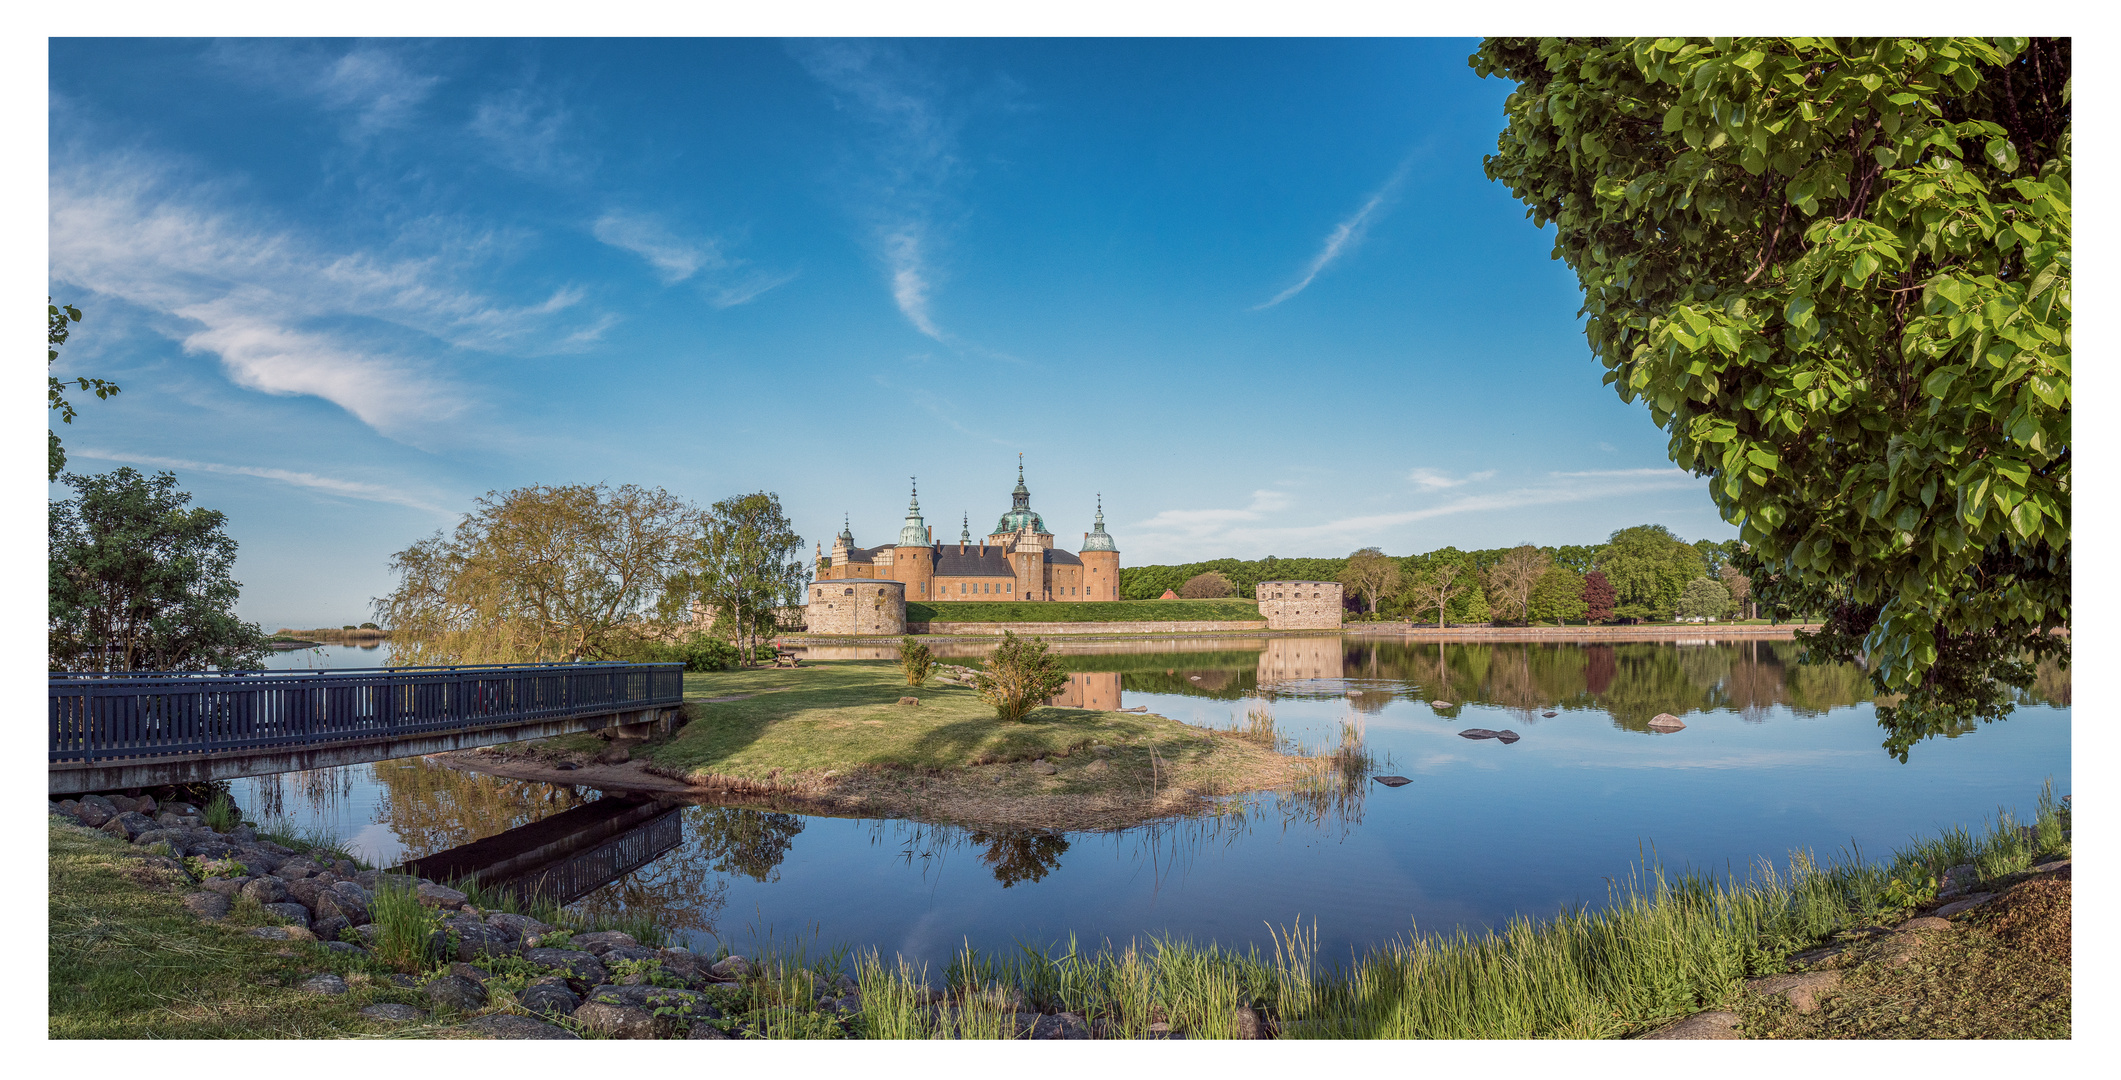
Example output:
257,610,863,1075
480,660,1311,831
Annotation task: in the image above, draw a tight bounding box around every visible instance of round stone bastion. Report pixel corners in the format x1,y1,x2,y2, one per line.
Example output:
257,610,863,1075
805,578,907,636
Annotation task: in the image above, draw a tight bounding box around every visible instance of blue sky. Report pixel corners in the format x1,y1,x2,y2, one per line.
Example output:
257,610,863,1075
47,38,1736,629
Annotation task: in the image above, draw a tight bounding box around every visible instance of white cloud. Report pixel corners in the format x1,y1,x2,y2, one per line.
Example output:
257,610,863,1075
1407,467,1497,491
1256,160,1410,310
710,270,802,310
71,448,455,517
469,85,581,178
1549,467,1695,479
207,41,441,142
1124,470,1705,561
793,41,960,340
48,150,606,442
593,211,723,284
884,227,940,338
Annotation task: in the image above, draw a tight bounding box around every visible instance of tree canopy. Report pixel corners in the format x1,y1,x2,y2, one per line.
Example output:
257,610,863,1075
1595,525,1707,621
48,299,120,482
49,468,267,671
376,483,704,664
664,491,808,664
1475,37,2069,755
1177,570,1238,599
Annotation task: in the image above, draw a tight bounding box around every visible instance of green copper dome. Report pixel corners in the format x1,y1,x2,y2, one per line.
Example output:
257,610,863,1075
1081,495,1117,552
994,459,1045,535
898,479,930,547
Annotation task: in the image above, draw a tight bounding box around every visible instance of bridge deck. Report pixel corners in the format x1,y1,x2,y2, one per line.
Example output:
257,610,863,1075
48,663,684,795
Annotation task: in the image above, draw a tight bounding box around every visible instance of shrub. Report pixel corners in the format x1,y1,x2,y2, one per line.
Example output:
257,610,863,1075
973,632,1070,723
359,622,380,630
200,791,238,832
899,636,935,687
1178,571,1237,599
368,880,445,973
684,635,744,673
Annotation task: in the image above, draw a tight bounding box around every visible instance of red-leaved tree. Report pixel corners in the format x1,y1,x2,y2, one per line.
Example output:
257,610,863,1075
1582,570,1617,625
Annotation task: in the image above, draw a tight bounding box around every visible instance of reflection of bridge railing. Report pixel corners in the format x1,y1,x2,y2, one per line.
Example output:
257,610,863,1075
48,663,684,765
400,794,684,907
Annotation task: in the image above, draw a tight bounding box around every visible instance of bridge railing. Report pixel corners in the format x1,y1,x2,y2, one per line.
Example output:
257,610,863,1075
49,663,685,765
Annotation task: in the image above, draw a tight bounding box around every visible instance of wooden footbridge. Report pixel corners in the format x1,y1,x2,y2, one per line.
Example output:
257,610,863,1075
47,663,685,796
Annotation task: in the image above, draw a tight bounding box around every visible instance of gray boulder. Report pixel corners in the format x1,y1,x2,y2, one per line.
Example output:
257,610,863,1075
570,930,639,956
75,798,115,828
707,955,752,981
519,982,581,1019
415,881,468,909
1647,713,1687,732
486,911,556,938
572,1000,657,1039
102,811,159,841
600,944,659,964
200,876,253,898
243,876,290,905
1457,728,1502,740
277,858,323,881
297,973,350,996
656,949,711,985
1939,863,1979,898
1642,1010,1742,1039
311,915,351,943
361,1003,424,1023
285,877,329,910
444,916,521,961
53,799,82,819
233,847,286,874
465,1014,579,1040
425,974,489,1012
526,948,608,988
228,824,256,844
318,939,363,955
263,903,312,929
1372,775,1412,787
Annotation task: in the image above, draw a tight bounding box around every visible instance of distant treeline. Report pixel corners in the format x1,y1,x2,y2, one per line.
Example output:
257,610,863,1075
1118,528,1755,625
273,625,388,641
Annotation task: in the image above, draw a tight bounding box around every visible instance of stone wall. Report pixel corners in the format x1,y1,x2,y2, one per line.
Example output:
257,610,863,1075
903,619,1269,636
1256,580,1344,631
1256,636,1345,684
803,579,906,636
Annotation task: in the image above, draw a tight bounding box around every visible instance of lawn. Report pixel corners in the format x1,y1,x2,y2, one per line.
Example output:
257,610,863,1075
633,660,1306,830
902,598,1261,624
47,820,449,1039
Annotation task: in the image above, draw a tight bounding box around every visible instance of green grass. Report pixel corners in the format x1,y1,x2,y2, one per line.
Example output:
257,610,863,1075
48,819,444,1038
645,660,1219,780
902,598,1261,624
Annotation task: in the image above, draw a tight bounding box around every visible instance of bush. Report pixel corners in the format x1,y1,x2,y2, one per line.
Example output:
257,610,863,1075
1178,571,1236,599
359,622,379,630
682,635,744,672
973,632,1069,723
899,636,935,687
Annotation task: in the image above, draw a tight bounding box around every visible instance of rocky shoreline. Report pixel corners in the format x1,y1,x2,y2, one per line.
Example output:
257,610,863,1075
46,792,1136,1040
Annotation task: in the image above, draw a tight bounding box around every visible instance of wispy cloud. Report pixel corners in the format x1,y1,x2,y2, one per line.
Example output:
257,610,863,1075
1408,467,1497,491
1125,470,1704,560
1256,160,1411,310
1549,467,1695,479
793,41,961,340
72,448,455,517
592,210,798,307
469,84,584,178
593,211,723,284
48,147,606,443
207,41,442,143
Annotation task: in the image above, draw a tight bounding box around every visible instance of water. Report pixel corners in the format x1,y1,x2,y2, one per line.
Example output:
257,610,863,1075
225,636,2070,968
257,641,397,670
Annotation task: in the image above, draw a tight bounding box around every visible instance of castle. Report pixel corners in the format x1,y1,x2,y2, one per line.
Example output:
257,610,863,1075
814,462,1121,603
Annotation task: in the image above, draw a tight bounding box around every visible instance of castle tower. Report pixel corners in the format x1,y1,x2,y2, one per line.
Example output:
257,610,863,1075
988,455,1054,549
1080,495,1121,601
891,478,936,601
830,516,854,569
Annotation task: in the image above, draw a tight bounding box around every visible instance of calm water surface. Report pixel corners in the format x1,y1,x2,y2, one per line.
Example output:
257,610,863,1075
226,636,2070,969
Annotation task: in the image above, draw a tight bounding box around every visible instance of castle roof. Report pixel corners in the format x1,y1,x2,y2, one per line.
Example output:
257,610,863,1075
935,545,1018,578
1081,494,1117,552
995,458,1047,535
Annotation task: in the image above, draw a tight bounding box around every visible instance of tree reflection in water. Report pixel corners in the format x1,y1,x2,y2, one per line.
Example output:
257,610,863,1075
368,757,592,861
968,829,1070,887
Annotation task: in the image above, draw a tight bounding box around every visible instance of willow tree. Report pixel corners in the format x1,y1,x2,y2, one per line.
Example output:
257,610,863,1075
1475,37,2069,757
376,483,702,664
661,491,809,666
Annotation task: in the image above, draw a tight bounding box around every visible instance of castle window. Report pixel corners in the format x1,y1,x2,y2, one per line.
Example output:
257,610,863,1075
843,588,854,596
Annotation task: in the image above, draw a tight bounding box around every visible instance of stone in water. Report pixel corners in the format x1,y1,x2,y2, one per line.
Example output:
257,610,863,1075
1430,700,1454,709
1542,711,1557,718
1457,728,1500,740
1647,713,1687,731
1372,776,1412,787
1494,730,1520,744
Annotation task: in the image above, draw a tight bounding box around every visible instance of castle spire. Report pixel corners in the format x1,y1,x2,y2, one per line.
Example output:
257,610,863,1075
898,477,929,547
1082,492,1118,552
961,512,971,544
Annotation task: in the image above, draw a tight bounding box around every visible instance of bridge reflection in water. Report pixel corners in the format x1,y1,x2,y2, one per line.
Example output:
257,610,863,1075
401,793,684,906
